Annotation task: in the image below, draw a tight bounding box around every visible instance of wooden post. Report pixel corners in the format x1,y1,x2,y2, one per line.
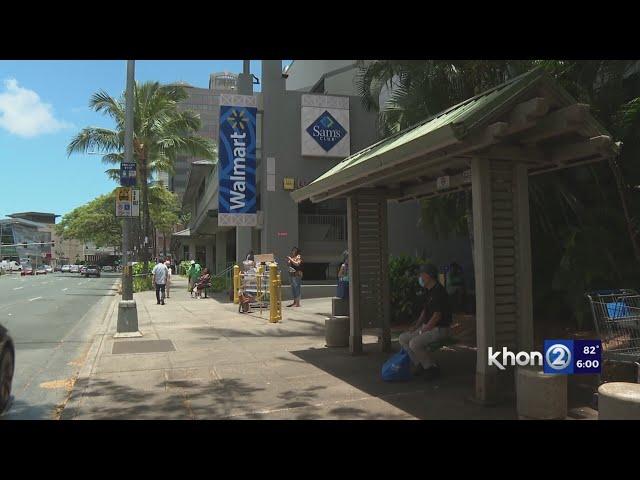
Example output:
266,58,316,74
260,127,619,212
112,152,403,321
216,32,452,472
514,163,534,352
347,194,362,354
471,157,498,404
379,195,392,352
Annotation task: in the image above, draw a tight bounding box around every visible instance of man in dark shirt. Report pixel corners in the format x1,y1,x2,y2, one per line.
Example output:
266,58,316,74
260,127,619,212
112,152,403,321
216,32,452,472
398,263,452,380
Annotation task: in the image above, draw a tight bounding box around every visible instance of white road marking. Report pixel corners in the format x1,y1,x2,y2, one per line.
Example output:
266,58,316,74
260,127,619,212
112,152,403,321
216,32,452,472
62,288,68,292
28,297,42,302
13,286,23,290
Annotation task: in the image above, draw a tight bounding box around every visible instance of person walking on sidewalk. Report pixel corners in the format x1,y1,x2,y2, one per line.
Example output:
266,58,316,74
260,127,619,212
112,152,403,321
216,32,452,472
164,260,172,298
398,263,452,381
152,258,169,305
187,260,201,297
286,247,303,307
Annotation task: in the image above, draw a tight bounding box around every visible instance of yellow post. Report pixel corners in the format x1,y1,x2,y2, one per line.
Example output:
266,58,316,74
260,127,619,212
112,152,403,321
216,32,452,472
269,263,282,323
233,265,240,304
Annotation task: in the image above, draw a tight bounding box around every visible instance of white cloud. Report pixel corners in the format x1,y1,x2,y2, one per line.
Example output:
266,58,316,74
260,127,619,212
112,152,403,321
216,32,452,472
0,78,73,138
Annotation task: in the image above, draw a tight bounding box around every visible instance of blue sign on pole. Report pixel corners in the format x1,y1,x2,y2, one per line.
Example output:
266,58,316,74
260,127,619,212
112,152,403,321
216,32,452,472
218,97,257,227
120,162,137,187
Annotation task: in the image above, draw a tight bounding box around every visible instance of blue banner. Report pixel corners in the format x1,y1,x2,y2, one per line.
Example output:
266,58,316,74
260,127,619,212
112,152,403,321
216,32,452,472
218,102,257,226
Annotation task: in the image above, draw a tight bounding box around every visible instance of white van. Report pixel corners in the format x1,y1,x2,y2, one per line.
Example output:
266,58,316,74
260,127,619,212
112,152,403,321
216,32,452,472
0,260,22,272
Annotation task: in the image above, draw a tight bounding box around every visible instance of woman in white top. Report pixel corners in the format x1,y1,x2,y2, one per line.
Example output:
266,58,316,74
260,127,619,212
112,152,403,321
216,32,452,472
164,260,172,298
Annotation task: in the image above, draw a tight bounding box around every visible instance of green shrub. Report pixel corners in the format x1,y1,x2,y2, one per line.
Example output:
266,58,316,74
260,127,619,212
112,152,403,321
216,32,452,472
179,260,191,276
211,276,226,292
389,255,429,325
133,276,153,293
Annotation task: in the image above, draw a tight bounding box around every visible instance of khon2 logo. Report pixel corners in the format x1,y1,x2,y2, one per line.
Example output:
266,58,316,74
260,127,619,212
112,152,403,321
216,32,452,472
306,110,347,152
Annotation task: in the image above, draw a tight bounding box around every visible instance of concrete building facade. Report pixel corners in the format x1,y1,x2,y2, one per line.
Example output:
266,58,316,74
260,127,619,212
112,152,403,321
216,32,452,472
173,61,474,286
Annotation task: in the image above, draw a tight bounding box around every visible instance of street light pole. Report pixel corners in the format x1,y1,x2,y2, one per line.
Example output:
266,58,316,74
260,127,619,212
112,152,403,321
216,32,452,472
116,59,141,337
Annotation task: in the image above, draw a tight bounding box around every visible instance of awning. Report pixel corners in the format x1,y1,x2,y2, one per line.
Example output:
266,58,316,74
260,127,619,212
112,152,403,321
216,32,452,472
291,67,620,204
181,160,215,206
172,228,191,238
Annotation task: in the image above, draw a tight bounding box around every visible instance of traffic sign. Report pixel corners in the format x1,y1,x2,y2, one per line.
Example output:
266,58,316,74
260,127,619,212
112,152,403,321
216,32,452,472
120,162,137,187
115,187,139,217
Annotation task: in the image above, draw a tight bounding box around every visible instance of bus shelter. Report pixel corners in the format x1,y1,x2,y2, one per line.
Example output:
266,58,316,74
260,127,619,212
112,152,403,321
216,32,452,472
291,68,620,403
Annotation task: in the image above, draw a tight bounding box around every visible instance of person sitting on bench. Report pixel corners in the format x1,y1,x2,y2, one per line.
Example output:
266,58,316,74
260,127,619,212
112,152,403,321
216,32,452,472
398,263,452,381
193,268,212,299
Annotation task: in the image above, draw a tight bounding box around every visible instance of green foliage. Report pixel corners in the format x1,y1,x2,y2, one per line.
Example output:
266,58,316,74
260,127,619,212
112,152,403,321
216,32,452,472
358,60,640,329
133,276,153,293
56,192,122,247
179,260,191,276
388,255,428,325
211,276,226,292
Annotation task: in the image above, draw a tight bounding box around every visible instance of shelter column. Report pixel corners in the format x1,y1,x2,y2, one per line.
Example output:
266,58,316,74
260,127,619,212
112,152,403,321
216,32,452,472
471,157,498,403
347,194,362,354
514,163,534,352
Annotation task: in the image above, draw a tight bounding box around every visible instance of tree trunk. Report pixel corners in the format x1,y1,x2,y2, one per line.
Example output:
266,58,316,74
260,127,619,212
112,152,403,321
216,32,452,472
609,156,640,265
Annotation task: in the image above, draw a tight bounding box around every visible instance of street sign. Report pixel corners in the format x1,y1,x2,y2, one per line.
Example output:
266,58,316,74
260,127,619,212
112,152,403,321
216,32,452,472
120,162,137,187
462,169,472,184
436,175,450,190
131,189,140,217
116,187,136,217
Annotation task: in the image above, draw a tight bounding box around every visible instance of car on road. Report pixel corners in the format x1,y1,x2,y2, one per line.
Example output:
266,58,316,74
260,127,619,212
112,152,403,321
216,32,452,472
84,265,101,278
80,265,87,275
35,265,47,275
54,265,61,272
45,265,53,273
1,260,22,272
70,265,79,273
21,265,34,276
61,265,71,273
102,265,113,272
0,323,15,414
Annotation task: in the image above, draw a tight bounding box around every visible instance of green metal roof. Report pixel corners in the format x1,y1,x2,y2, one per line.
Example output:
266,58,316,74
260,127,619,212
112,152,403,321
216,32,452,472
291,67,612,203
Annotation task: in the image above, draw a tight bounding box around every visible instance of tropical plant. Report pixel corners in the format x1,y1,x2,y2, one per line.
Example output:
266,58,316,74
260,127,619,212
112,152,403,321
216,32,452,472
358,60,640,328
388,255,429,325
67,81,217,272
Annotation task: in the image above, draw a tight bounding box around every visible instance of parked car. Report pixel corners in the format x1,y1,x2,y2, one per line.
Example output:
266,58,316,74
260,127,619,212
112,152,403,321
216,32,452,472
35,265,47,275
80,265,87,276
84,265,101,278
54,265,62,272
102,265,114,272
0,323,14,414
45,265,53,273
70,265,79,273
61,265,71,273
21,266,34,276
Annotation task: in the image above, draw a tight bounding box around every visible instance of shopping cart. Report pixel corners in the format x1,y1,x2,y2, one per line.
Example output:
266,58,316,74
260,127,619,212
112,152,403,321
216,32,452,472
585,289,640,384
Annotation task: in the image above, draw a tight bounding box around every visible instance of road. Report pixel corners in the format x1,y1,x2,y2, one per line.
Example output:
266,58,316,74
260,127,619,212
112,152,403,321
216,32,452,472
0,271,118,420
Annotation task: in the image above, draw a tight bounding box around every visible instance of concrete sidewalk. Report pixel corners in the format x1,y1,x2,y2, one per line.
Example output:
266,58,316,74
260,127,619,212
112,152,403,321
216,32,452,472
62,276,518,420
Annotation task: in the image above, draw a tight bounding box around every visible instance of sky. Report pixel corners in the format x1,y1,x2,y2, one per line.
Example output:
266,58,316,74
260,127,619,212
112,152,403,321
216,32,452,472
0,60,290,220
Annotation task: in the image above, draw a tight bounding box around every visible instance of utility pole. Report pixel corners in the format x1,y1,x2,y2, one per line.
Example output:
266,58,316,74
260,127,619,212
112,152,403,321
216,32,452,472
116,59,141,338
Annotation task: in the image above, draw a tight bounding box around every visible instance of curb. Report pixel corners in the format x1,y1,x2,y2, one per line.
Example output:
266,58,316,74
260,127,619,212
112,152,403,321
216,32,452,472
60,292,119,420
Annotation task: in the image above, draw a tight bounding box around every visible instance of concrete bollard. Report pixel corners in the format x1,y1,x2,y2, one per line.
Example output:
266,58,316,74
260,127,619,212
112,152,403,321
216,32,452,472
331,297,349,317
325,315,349,347
516,367,567,420
598,382,640,420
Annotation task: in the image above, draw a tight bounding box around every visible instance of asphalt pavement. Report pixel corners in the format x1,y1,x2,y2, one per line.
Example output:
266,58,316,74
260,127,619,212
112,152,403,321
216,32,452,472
0,271,118,420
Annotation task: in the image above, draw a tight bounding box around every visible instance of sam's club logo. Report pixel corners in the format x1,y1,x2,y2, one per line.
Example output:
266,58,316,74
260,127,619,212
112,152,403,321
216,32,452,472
306,110,347,152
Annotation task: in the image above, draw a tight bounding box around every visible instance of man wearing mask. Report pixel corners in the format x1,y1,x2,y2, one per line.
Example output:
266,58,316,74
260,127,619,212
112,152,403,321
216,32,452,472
398,263,452,380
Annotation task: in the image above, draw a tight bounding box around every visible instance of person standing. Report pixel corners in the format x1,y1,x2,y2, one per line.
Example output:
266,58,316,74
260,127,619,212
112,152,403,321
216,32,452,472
286,247,303,307
337,250,349,299
152,258,169,306
164,260,172,298
187,260,201,297
398,263,452,380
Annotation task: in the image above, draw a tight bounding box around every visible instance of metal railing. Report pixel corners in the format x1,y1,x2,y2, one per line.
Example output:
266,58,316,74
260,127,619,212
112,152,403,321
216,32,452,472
299,214,346,241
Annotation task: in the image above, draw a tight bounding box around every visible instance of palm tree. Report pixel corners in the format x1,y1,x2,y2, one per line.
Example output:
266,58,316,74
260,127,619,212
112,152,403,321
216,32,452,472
67,81,216,270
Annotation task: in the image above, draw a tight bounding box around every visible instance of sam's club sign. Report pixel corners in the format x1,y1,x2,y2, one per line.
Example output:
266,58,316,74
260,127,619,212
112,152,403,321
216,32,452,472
218,94,257,227
301,94,350,158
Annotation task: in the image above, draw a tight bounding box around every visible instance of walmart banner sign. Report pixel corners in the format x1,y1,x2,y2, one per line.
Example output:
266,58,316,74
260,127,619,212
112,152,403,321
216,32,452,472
218,94,258,227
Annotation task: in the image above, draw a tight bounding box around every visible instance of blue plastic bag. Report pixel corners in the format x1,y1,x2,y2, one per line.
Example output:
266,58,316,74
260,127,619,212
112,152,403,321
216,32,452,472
381,348,412,382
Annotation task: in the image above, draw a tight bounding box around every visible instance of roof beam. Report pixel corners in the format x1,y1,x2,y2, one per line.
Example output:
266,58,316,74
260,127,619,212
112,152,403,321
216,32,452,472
549,135,614,164
395,170,472,202
517,104,590,145
477,144,547,164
